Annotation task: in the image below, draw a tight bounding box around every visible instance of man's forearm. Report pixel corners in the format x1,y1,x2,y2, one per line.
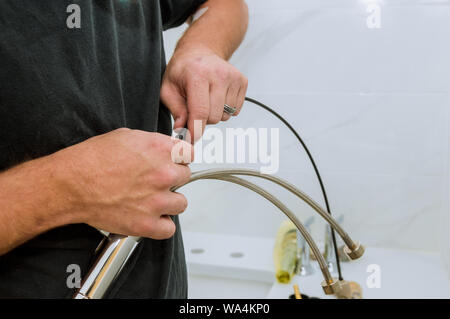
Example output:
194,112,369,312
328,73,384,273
0,128,196,256
176,0,249,60
0,154,76,255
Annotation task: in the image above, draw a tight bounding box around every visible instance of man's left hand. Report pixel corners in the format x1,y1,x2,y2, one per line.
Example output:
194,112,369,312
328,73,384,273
161,46,248,142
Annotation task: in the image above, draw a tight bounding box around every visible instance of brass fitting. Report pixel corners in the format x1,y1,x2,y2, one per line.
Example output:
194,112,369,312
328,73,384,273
334,280,363,299
322,279,363,298
321,278,341,295
343,241,365,260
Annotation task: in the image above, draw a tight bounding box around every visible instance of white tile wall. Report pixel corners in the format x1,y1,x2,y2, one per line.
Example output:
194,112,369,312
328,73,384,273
442,104,450,280
163,0,450,276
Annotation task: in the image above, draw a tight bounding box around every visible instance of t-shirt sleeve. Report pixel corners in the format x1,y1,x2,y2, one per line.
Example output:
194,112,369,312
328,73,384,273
160,0,207,30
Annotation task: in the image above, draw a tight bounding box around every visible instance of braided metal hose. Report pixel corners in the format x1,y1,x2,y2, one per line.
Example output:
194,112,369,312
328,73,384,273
74,169,364,299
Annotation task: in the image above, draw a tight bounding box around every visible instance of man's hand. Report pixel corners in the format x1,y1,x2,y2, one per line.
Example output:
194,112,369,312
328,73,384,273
57,128,192,239
0,128,193,254
160,0,249,142
161,46,248,141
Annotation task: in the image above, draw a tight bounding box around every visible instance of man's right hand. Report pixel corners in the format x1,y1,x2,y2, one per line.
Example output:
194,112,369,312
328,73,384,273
53,128,193,240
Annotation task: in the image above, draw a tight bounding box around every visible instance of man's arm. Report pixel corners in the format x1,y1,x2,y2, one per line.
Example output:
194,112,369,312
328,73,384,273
161,0,249,141
181,0,249,61
0,154,75,255
0,129,193,255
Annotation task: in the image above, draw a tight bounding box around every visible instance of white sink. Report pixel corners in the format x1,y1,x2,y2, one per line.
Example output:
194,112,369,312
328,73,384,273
188,275,273,299
183,231,450,299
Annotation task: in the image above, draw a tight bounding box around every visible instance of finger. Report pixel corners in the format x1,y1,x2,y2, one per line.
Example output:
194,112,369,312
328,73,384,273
165,164,191,189
234,76,248,116
170,139,194,164
186,78,210,142
160,81,188,130
209,83,228,124
151,215,177,240
222,82,240,121
121,212,176,240
221,112,231,121
173,164,192,186
154,162,191,190
147,132,193,162
159,192,188,216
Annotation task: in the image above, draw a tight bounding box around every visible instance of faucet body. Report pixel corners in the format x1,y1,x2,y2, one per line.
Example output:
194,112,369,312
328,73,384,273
73,235,140,299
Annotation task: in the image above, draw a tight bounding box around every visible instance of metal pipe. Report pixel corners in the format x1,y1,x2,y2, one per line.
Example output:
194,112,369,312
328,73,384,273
185,169,359,252
73,235,141,299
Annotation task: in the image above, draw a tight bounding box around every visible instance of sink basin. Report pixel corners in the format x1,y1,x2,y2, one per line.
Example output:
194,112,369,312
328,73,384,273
188,275,272,299
183,231,450,299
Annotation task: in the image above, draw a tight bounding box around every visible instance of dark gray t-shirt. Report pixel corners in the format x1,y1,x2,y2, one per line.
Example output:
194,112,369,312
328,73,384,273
0,0,205,298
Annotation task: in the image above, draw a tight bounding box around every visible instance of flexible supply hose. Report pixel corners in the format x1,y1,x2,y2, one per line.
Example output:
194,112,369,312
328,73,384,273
175,168,357,251
189,174,334,283
74,169,359,298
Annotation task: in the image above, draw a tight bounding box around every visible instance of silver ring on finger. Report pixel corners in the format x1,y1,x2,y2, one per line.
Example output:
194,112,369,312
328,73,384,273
223,104,237,115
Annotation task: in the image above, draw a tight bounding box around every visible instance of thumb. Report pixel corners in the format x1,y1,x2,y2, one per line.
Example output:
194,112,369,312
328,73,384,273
160,81,188,130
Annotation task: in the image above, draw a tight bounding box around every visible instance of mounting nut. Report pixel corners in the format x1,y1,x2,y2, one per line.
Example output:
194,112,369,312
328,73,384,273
334,280,353,299
335,280,363,299
321,278,341,295
343,242,365,260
